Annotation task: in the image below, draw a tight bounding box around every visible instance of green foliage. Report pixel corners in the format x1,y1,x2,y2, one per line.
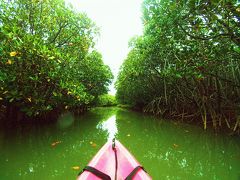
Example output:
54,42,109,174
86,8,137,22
0,0,113,118
96,94,117,107
116,0,240,132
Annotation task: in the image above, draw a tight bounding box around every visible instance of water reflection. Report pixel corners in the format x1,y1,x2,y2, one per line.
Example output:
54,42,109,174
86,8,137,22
115,109,240,180
96,115,118,140
0,107,239,180
57,112,74,129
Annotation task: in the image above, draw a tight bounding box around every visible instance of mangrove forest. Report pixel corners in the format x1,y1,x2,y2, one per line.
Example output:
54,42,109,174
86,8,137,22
116,0,240,134
1,0,240,179
0,0,113,121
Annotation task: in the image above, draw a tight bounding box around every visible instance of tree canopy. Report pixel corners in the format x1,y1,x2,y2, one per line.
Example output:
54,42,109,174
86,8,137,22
116,0,240,132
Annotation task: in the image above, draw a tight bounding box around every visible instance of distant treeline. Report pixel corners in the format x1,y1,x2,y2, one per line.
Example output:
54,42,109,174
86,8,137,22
0,0,113,121
116,0,240,133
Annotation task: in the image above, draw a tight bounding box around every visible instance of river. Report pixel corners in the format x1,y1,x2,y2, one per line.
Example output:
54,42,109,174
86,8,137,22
0,107,239,179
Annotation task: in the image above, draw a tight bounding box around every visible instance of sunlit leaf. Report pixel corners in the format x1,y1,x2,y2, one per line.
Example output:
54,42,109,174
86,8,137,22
10,52,17,57
9,98,14,102
6,60,13,65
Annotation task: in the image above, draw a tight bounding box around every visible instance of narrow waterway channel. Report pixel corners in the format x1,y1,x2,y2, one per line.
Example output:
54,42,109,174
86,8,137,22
0,107,239,179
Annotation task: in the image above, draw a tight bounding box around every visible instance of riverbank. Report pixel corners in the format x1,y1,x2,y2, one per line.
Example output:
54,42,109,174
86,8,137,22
117,104,240,136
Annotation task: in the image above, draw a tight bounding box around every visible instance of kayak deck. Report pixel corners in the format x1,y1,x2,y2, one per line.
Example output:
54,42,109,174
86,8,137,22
77,140,151,180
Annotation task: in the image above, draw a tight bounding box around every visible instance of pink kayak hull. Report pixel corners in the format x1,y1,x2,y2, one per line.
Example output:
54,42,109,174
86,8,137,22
77,140,151,180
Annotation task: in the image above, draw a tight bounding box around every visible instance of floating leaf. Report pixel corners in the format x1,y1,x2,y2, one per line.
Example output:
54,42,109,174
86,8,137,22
51,141,62,147
89,141,97,147
91,143,97,147
72,166,80,170
173,144,179,148
27,97,32,102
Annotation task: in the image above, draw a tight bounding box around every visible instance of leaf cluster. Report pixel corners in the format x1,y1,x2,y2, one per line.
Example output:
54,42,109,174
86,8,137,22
0,0,113,118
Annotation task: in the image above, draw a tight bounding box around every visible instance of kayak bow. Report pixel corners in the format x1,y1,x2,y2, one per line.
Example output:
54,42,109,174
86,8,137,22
77,139,151,180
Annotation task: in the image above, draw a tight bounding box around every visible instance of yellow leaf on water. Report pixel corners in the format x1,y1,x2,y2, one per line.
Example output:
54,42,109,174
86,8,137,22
27,97,31,102
10,52,17,57
89,141,97,147
173,144,179,148
72,166,80,170
91,143,97,147
51,140,62,147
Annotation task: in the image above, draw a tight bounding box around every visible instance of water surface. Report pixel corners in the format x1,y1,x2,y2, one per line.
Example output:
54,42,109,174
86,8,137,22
0,107,239,179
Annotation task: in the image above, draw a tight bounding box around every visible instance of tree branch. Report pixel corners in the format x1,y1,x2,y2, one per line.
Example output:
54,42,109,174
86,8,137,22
49,23,68,44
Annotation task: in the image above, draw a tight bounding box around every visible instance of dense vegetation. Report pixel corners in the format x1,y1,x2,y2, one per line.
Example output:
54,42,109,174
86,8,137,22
95,94,117,107
116,0,240,133
0,0,113,120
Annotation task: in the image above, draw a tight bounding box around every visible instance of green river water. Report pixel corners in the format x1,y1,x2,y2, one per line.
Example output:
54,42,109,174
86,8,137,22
0,107,239,180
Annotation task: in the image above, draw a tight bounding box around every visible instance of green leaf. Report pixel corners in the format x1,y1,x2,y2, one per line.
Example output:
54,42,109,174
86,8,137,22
9,98,14,102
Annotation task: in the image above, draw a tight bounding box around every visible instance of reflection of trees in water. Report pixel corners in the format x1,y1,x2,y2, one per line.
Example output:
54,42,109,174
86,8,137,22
115,108,240,179
0,107,239,179
0,108,119,179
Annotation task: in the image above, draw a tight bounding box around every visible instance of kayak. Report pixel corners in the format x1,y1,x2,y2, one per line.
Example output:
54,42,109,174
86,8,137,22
77,139,151,180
